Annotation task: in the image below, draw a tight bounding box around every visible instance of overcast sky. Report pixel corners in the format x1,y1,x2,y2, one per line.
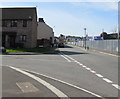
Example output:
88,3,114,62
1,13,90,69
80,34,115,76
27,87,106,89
0,0,118,37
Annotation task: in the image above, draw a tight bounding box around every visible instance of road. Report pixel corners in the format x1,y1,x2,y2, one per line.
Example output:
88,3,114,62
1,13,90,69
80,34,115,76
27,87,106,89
2,45,119,98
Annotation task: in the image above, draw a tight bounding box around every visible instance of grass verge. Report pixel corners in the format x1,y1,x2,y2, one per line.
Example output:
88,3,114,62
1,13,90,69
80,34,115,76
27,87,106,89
6,47,56,53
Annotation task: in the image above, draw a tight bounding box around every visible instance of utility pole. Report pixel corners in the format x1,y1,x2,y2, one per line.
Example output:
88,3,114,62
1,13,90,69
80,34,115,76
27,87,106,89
84,28,87,49
102,28,104,40
118,30,120,39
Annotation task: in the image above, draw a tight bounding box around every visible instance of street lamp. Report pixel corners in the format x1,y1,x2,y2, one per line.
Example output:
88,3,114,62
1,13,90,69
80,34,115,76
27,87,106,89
84,28,87,49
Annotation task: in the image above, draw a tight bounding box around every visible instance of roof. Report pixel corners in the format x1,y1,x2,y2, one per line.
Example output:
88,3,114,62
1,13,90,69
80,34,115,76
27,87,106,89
1,7,37,20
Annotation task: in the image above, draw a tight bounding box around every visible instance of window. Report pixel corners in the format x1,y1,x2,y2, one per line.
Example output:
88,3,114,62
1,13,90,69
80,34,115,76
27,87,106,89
11,20,17,27
19,35,27,42
2,20,7,27
23,20,27,27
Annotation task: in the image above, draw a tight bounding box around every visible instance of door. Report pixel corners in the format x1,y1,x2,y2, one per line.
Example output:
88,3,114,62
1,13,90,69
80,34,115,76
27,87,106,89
9,35,16,48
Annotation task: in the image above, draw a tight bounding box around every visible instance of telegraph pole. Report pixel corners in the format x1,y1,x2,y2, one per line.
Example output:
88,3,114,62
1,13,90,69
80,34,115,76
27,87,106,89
84,28,87,49
102,28,104,40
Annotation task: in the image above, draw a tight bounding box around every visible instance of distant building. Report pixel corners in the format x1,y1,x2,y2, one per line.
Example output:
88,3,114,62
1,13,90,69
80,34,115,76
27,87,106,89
1,7,37,48
86,36,93,40
100,32,118,40
66,36,82,42
107,33,118,39
94,36,103,40
37,18,54,47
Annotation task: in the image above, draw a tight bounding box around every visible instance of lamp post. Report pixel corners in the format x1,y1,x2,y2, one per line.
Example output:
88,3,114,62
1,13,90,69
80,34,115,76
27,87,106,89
84,28,87,49
118,25,119,39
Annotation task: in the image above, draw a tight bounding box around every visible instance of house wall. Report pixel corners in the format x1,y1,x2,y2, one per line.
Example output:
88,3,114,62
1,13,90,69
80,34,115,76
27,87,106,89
30,14,37,48
37,22,54,44
0,9,2,48
2,19,37,48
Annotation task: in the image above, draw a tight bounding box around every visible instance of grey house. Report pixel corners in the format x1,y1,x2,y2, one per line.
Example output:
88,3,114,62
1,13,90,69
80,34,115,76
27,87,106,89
37,18,54,47
1,7,37,48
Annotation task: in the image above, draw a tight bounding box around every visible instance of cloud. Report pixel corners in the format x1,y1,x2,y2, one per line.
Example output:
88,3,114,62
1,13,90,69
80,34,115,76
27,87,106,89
71,2,118,11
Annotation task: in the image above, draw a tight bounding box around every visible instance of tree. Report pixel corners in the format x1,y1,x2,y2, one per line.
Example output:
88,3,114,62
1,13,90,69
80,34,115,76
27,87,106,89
100,32,108,40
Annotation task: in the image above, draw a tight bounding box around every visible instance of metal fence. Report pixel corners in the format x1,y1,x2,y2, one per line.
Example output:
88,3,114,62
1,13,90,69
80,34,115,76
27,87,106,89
68,40,119,53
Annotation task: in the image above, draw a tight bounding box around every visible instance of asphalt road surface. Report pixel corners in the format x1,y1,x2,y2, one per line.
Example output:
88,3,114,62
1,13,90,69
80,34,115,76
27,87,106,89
2,45,119,99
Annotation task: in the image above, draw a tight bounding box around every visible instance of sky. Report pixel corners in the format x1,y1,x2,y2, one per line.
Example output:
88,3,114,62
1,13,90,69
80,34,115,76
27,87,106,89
0,0,119,37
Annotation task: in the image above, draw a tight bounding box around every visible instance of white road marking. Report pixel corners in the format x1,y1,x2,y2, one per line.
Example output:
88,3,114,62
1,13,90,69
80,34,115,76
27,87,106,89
82,65,87,68
99,52,119,57
102,78,113,83
60,52,76,61
19,67,103,98
112,84,120,90
95,74,104,78
59,52,119,91
90,70,96,74
9,66,69,98
59,53,71,62
85,67,91,70
76,62,83,65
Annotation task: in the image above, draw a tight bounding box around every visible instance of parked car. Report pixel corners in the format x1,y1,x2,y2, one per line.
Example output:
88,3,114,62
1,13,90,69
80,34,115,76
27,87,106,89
0,46,6,54
58,42,64,48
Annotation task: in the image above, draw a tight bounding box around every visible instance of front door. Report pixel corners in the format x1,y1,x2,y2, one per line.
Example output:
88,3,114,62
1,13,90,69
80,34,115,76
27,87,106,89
2,35,6,47
9,35,16,48
2,32,17,48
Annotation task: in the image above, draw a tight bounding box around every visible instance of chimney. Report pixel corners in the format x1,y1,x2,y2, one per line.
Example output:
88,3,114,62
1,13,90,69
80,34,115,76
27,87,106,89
39,18,45,23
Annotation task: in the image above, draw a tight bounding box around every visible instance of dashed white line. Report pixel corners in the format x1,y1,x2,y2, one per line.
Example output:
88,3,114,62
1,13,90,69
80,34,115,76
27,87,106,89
9,66,69,98
82,65,87,68
85,67,91,70
90,70,96,74
95,74,104,78
59,53,71,62
60,52,76,61
112,84,120,90
77,63,83,65
59,52,119,91
102,78,113,83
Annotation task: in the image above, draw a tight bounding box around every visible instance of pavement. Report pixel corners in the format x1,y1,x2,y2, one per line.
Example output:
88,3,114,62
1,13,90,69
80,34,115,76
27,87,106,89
2,45,119,98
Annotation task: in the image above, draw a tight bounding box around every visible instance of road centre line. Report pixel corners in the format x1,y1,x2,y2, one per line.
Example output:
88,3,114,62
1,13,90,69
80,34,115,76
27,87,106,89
9,66,69,98
60,52,76,61
12,66,103,98
112,84,120,90
102,78,113,83
82,65,87,68
90,70,96,74
59,52,120,90
95,74,104,78
85,67,91,70
58,53,71,62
